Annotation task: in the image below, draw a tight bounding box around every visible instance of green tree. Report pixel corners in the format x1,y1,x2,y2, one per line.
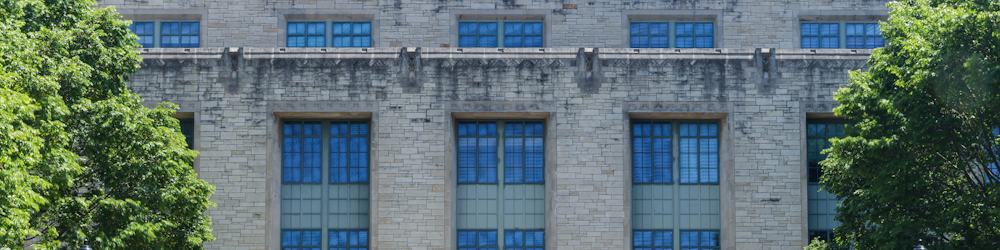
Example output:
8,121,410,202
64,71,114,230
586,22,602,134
820,0,1000,249
0,0,214,249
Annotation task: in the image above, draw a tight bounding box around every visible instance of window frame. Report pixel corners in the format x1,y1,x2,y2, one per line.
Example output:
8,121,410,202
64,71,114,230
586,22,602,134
627,21,715,48
801,21,885,49
127,20,201,48
458,21,545,48
280,120,371,250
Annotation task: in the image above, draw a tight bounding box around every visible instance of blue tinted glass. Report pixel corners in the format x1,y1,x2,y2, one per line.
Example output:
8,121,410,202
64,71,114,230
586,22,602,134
524,36,543,47
480,23,497,35
354,22,372,35
821,37,839,48
650,23,668,35
479,231,497,246
680,231,698,246
650,37,669,48
694,23,713,35
820,23,838,36
333,36,351,47
333,23,351,35
308,23,324,35
460,23,478,34
676,23,693,35
631,23,649,35
802,37,819,48
868,37,884,48
459,36,478,47
676,37,694,48
479,36,498,47
866,23,879,35
846,23,863,36
525,22,542,34
846,37,864,49
289,36,304,47
632,36,649,48
802,23,819,36
306,36,324,47
505,36,523,47
505,22,523,35
695,37,713,48
458,231,477,246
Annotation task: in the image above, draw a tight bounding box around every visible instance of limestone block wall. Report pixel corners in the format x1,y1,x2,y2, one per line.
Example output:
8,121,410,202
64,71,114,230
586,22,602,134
130,47,867,250
98,0,890,48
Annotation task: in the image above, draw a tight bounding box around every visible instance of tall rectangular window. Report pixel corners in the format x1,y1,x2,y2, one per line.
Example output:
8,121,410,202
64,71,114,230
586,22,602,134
179,119,194,149
160,22,200,48
459,22,543,48
457,121,545,250
806,120,849,242
288,22,326,47
332,22,372,47
282,121,370,250
845,23,884,49
632,120,720,250
128,22,155,48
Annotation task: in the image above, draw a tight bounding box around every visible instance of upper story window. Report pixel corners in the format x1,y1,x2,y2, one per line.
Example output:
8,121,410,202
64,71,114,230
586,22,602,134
287,22,326,47
129,22,155,48
285,21,372,47
802,22,884,49
629,22,714,48
846,23,884,49
459,22,543,48
127,21,200,48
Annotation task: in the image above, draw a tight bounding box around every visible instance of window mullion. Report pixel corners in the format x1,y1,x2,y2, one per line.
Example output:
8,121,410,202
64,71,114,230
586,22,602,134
672,121,682,249
496,121,506,249
153,20,161,48
498,21,505,48
839,21,847,48
668,21,676,48
321,121,329,250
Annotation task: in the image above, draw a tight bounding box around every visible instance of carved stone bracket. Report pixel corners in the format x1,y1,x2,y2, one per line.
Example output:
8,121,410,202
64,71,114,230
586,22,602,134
802,101,840,113
624,101,730,113
446,101,555,112
142,101,200,112
267,101,378,112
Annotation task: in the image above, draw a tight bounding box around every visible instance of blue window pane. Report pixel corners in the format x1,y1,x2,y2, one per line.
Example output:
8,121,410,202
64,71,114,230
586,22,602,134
354,22,372,34
634,231,672,248
846,37,864,49
505,36,523,47
524,36,543,47
676,37,694,48
650,37,669,48
479,231,497,246
802,23,819,36
867,37,884,48
460,23,478,35
632,36,650,48
333,36,352,47
329,230,369,247
478,36,498,47
820,37,838,48
631,23,649,35
479,23,497,35
694,23,713,35
695,37,713,48
283,230,321,249
459,36,478,47
866,23,880,35
846,23,863,36
353,36,371,47
334,23,352,35
676,23,693,35
820,24,838,36
524,22,542,35
650,23,668,35
308,23,324,35
505,22,523,35
802,37,819,48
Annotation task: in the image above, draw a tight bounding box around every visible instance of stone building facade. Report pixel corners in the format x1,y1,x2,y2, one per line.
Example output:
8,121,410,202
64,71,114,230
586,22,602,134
99,0,890,249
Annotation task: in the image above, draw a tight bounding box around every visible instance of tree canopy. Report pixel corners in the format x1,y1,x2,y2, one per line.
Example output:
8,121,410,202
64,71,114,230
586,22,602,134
0,0,214,249
820,0,1000,249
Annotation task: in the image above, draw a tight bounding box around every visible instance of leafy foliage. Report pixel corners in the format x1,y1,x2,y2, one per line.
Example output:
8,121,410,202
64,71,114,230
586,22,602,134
821,0,1000,249
0,0,214,249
